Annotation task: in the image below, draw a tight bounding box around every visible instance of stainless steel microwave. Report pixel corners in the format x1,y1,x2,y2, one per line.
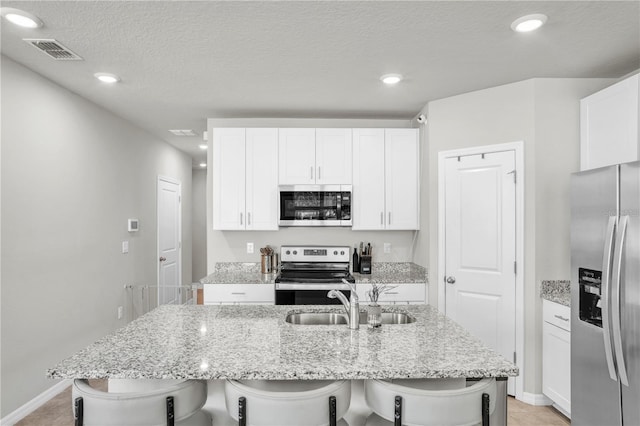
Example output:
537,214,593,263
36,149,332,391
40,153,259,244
278,185,352,227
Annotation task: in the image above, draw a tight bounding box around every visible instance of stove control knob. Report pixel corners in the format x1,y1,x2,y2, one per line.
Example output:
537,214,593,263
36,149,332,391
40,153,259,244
334,250,338,255
285,250,291,255
293,250,297,255
340,250,345,255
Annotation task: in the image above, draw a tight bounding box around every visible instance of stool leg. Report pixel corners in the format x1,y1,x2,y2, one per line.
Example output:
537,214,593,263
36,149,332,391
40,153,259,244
329,395,337,426
74,397,83,426
394,395,402,426
239,396,247,426
482,393,490,426
166,396,175,426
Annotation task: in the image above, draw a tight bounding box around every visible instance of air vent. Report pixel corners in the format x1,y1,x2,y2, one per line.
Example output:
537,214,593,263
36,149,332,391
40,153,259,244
23,39,83,60
169,129,197,136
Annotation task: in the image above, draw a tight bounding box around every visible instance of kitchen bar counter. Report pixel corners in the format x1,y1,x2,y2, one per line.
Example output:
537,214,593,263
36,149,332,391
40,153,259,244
200,262,428,285
540,280,571,307
48,304,516,381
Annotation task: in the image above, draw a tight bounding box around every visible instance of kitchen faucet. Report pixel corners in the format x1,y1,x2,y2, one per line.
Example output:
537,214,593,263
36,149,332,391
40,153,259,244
327,279,359,329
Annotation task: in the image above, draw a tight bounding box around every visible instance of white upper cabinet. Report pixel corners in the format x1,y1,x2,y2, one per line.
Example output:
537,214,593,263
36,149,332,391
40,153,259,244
213,128,278,230
352,129,386,229
581,74,639,170
385,129,420,230
352,128,420,230
278,128,352,184
315,129,352,184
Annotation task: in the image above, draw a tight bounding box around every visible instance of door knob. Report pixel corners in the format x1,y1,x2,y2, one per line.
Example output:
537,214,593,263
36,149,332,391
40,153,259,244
159,256,167,262
446,276,456,284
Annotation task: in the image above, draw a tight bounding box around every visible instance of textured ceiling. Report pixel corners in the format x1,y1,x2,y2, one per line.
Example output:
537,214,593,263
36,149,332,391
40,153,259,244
2,1,639,166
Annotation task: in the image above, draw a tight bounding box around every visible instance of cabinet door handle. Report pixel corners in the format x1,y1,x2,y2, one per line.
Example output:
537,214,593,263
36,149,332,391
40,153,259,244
318,167,321,180
231,292,246,295
388,212,391,225
380,212,384,225
310,166,314,180
240,212,243,225
554,314,569,322
386,292,399,295
247,212,251,226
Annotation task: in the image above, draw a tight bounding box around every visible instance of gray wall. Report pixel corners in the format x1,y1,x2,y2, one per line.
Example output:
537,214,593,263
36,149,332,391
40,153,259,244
422,78,613,396
205,118,420,273
192,169,208,281
0,56,193,417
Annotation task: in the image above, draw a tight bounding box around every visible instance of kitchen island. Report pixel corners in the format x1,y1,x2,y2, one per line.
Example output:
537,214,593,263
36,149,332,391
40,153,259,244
48,304,517,424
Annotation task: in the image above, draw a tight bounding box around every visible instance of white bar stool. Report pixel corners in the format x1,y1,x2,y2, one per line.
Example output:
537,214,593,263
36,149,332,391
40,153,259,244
364,377,497,426
72,379,211,426
224,379,351,426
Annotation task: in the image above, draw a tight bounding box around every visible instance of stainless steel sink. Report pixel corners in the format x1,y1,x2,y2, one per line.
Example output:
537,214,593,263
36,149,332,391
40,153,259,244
285,311,415,325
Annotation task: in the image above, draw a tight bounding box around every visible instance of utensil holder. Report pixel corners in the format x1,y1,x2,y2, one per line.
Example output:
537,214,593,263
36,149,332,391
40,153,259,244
261,254,272,274
360,255,372,274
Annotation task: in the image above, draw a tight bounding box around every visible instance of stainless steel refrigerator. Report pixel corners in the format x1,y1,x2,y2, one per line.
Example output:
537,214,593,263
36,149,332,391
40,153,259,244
571,161,639,426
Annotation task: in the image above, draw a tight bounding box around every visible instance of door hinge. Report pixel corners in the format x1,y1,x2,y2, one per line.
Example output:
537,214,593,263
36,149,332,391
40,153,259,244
514,261,517,275
513,351,517,363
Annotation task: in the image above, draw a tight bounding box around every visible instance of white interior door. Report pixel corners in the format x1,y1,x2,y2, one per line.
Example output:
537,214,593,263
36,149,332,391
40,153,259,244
444,151,516,393
158,176,181,306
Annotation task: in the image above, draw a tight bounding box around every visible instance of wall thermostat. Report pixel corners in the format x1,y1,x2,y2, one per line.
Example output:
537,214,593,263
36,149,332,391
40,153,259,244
128,219,139,232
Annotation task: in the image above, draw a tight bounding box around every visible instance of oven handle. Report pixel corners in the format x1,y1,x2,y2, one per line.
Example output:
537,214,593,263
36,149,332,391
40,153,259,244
276,283,353,291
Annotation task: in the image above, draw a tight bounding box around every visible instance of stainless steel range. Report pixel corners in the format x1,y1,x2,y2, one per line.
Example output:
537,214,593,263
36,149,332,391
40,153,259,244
274,245,355,305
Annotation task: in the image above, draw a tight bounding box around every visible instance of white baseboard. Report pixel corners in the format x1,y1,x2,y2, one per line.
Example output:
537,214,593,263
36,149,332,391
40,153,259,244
520,391,553,406
1,379,71,426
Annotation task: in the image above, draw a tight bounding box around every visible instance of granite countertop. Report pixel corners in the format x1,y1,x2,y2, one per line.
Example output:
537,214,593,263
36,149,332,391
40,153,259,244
354,262,427,284
201,262,428,286
540,280,571,307
48,304,517,381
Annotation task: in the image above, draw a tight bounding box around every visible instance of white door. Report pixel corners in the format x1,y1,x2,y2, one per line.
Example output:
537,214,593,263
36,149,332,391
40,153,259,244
444,151,516,392
158,176,181,306
315,128,352,184
278,128,316,184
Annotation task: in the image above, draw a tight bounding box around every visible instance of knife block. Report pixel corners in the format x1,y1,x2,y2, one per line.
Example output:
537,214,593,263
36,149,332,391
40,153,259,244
359,255,372,274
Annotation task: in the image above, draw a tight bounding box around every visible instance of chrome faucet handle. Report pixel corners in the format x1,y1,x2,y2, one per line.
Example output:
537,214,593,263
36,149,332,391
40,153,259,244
341,278,358,302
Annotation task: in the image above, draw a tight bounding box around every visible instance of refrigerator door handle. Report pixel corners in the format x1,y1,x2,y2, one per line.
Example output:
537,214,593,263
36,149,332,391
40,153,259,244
602,215,618,381
611,215,630,386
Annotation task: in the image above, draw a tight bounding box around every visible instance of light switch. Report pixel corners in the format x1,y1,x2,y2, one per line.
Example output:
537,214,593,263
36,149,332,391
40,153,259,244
384,243,391,254
247,242,254,254
122,241,129,254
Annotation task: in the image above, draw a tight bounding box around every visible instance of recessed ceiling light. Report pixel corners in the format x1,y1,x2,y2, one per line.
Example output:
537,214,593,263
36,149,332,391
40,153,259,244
1,8,43,28
199,144,208,150
380,74,403,85
511,14,548,32
94,73,120,84
199,163,207,168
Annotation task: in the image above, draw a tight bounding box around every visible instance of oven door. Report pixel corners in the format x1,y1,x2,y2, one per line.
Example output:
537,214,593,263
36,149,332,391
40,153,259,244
275,288,351,305
278,185,352,227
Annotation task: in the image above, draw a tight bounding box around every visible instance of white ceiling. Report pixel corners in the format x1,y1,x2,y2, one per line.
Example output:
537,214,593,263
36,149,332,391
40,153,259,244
2,1,639,167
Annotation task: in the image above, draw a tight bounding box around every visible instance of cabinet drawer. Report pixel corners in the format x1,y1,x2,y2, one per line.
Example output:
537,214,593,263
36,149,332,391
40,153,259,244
203,284,274,304
357,283,425,304
543,299,571,331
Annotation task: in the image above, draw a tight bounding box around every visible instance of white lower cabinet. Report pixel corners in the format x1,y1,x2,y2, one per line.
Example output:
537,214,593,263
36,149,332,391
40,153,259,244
203,284,275,305
542,300,571,417
356,283,426,305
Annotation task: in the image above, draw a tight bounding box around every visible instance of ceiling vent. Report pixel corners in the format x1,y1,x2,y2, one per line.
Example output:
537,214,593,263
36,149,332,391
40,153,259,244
169,129,197,136
23,39,83,60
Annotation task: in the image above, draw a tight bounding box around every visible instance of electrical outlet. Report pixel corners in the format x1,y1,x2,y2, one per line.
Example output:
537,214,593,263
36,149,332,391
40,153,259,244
117,306,124,319
122,241,129,254
384,243,391,254
247,242,254,254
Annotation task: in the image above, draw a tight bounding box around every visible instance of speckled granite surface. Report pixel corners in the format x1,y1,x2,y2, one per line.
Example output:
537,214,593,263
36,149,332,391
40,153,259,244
200,263,275,284
355,263,428,284
48,304,517,381
201,262,428,285
540,280,571,307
